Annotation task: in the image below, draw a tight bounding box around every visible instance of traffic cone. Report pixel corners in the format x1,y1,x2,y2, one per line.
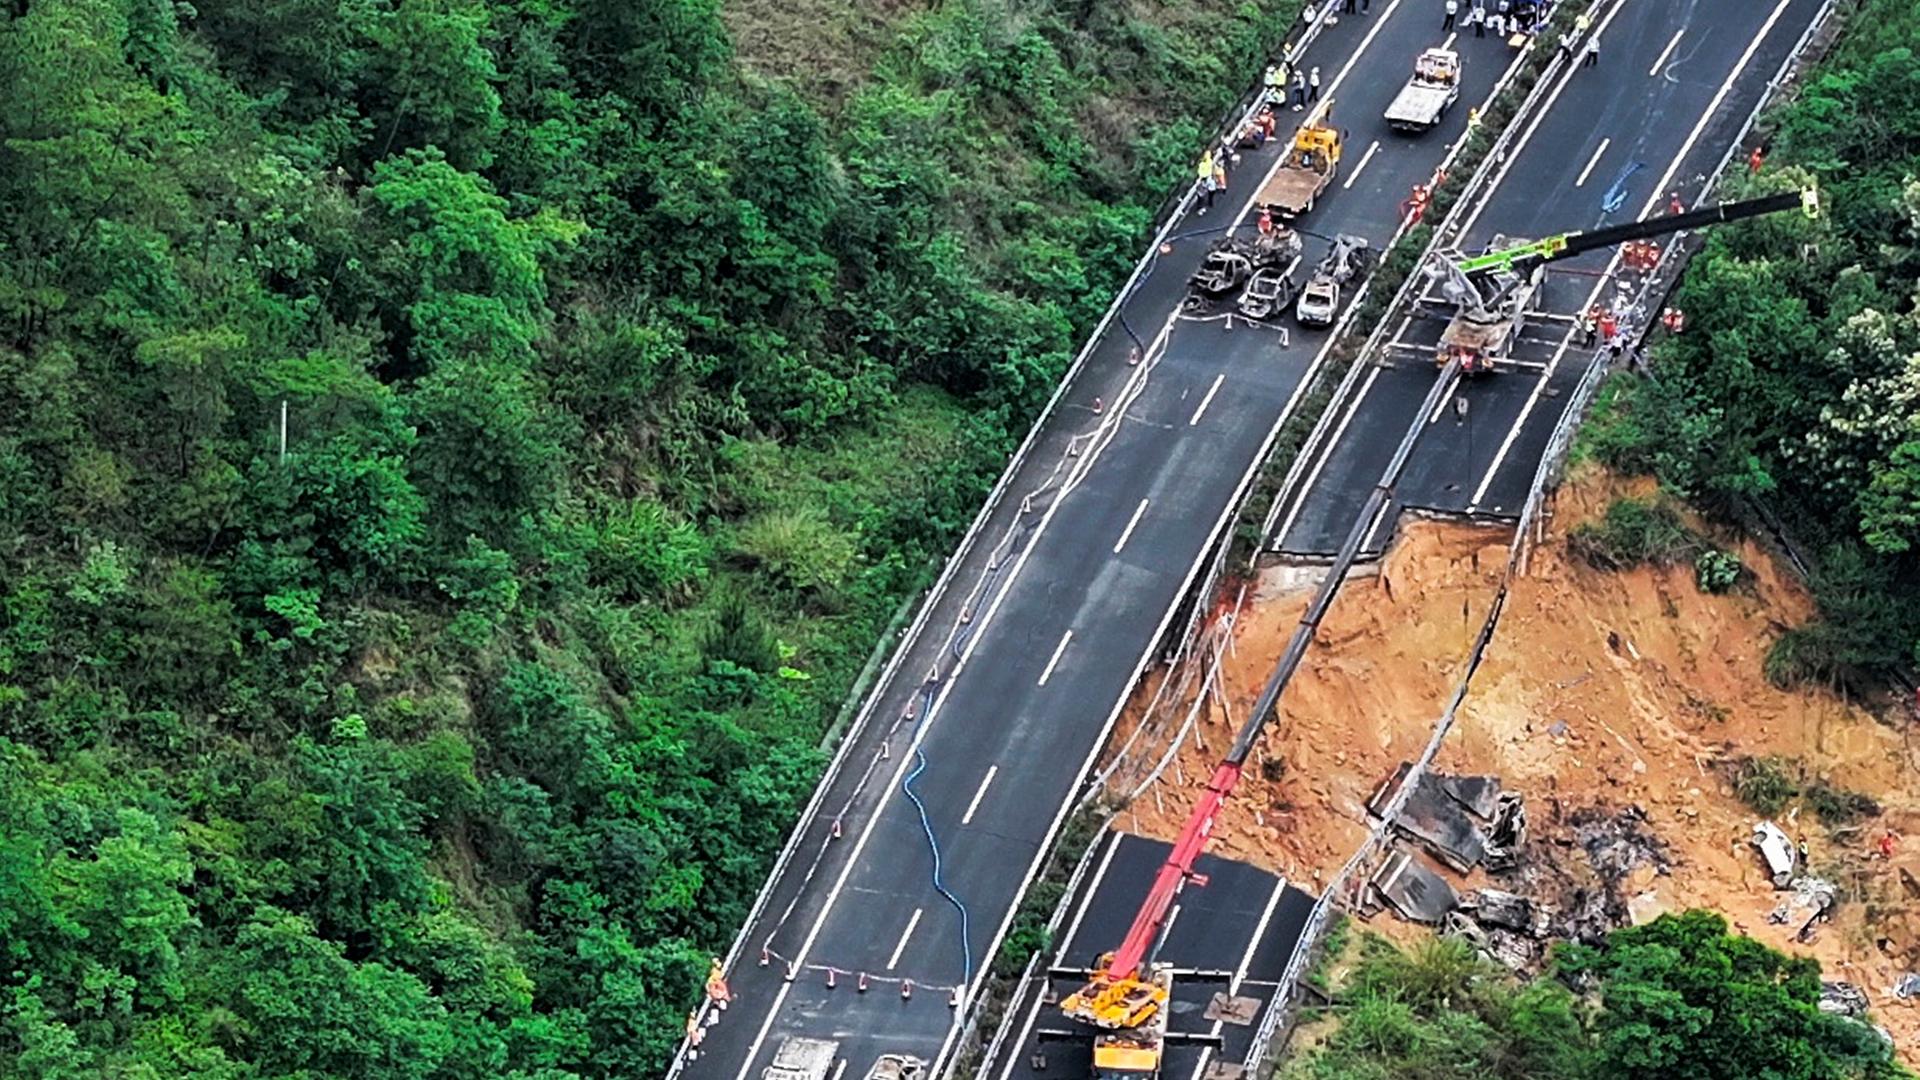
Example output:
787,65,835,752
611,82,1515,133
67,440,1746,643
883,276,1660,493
902,980,914,1000
827,968,837,990
830,818,842,840
785,961,798,982
1092,397,1104,415
760,945,770,967
949,985,964,1009
858,972,870,993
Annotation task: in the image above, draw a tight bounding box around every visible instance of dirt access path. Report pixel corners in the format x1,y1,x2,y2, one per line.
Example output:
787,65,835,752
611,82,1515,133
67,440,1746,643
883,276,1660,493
1110,465,1920,1057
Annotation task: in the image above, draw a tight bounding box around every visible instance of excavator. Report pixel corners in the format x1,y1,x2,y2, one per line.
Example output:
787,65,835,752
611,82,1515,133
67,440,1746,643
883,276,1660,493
1428,185,1819,373
1053,186,1821,1080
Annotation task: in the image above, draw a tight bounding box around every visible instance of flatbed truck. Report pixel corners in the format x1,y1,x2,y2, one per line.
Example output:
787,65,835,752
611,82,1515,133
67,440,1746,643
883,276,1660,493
1384,48,1461,133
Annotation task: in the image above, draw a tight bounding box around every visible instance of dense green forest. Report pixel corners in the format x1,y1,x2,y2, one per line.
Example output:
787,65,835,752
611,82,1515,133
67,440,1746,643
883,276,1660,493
1586,0,1920,692
0,0,1301,1074
1285,911,1910,1080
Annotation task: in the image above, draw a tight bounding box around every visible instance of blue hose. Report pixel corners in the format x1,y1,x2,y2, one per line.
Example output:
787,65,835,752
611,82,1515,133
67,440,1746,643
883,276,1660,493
1601,161,1645,215
899,683,973,986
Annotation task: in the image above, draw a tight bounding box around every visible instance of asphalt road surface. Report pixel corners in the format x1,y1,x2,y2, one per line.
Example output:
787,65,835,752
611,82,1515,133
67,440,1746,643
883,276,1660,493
1271,0,1827,558
675,3,1530,1075
984,834,1316,1080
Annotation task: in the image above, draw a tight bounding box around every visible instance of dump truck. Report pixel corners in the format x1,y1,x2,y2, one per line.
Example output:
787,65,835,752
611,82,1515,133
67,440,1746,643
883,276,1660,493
1384,48,1461,133
1257,105,1342,217
764,1036,840,1080
1294,233,1375,326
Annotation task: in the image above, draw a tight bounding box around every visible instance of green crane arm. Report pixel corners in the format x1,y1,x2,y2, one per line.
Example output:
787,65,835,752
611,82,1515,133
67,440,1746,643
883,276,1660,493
1452,186,1819,277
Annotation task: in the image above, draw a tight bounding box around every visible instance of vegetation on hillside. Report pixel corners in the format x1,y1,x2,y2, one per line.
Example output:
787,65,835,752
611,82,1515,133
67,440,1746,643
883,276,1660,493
0,0,1302,1074
1286,911,1909,1080
1582,0,1920,693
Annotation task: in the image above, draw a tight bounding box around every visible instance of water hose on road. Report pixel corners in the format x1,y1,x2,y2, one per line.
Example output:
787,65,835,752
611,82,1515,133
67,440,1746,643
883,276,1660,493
899,682,975,987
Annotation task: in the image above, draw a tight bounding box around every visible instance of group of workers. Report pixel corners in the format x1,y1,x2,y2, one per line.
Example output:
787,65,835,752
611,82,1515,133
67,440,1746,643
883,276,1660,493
1446,0,1556,37
1261,60,1324,113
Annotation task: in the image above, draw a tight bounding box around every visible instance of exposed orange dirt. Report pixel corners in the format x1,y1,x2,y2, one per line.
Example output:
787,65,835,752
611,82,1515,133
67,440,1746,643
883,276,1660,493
1112,465,1920,1057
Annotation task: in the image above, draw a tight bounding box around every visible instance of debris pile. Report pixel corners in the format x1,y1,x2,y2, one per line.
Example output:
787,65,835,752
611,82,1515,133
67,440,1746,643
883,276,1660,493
1360,774,1690,969
1767,876,1837,944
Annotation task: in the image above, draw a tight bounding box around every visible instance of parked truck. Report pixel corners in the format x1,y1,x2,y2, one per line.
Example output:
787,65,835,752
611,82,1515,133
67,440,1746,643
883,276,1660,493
1384,48,1461,133
1257,105,1342,217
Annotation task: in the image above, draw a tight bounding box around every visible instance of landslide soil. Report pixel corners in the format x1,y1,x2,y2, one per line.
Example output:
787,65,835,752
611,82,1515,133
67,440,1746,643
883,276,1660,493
1111,466,1920,1056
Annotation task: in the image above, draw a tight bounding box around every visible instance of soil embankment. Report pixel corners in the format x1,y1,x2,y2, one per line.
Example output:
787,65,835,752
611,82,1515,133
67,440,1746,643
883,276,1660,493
1112,467,1920,1057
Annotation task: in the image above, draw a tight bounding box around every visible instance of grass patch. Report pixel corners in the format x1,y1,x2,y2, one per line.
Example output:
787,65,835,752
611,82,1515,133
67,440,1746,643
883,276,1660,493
1568,497,1702,570
1734,754,1800,817
1804,780,1880,827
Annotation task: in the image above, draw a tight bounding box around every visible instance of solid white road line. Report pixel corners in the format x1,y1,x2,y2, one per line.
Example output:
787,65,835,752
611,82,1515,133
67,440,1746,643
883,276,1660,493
1469,333,1576,510
1651,0,1794,213
739,351,1144,1066
1454,0,1635,239
961,765,999,826
887,908,924,971
1574,137,1611,187
1189,373,1226,426
1342,140,1382,190
994,834,1124,1080
1427,369,1463,423
1038,630,1074,686
1114,499,1151,553
1648,28,1686,77
1273,364,1382,545
1188,876,1290,1080
1467,0,1796,511
995,988,1050,1080
1056,834,1122,962
1230,0,1409,231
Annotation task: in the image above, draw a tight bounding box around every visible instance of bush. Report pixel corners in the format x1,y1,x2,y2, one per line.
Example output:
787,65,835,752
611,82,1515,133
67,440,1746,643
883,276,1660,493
1694,548,1743,593
1734,755,1799,816
1805,780,1880,826
1568,498,1700,570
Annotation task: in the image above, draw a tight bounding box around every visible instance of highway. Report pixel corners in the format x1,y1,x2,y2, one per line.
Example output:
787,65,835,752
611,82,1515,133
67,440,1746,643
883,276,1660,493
989,835,1315,1080
971,1,1831,1075
674,2,1528,1076
1271,0,1827,558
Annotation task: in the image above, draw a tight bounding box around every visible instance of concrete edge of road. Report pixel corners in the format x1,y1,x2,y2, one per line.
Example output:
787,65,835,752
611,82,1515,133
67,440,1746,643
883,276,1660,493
1239,0,1843,1069
1257,0,1624,557
665,5,1345,1073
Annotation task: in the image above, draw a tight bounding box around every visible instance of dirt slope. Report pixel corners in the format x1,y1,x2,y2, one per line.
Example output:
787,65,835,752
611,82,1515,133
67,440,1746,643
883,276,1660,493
1113,466,1920,1056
